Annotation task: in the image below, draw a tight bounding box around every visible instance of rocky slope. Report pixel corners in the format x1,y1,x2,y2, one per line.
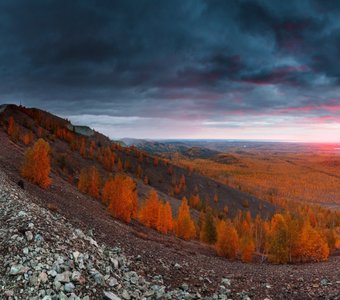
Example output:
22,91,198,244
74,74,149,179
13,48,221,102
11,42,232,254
0,169,232,300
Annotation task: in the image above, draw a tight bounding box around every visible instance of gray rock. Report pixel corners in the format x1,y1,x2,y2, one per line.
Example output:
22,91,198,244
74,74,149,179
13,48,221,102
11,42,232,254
64,282,75,293
39,272,48,283
73,251,80,262
121,290,130,300
144,290,155,297
103,291,121,300
9,264,29,275
4,290,14,297
59,291,69,300
35,234,44,242
18,211,27,217
48,269,57,277
108,277,118,287
25,231,33,241
93,272,105,285
221,278,231,286
321,279,330,286
55,271,70,283
54,281,62,291
110,258,119,269
71,271,82,282
174,263,182,269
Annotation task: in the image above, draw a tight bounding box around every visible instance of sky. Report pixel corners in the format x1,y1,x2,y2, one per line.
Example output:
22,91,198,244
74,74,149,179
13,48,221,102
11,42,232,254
0,0,339,142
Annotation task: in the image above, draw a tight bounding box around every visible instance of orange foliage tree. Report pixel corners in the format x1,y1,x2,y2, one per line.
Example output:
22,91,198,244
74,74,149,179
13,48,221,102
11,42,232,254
216,220,239,259
157,202,173,234
240,236,255,263
21,138,51,189
22,132,33,145
296,222,329,262
139,189,160,229
105,174,137,223
138,189,173,233
174,197,196,240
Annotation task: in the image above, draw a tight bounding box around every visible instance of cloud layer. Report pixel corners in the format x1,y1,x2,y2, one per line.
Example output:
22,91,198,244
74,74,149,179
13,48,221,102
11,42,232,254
0,0,339,141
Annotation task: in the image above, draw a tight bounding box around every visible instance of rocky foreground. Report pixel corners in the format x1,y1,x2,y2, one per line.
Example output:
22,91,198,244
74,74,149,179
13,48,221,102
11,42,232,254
0,169,233,300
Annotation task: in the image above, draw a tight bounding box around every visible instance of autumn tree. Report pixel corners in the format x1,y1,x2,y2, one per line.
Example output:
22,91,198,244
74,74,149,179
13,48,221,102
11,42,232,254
106,174,137,223
179,174,186,190
200,208,217,244
284,213,301,262
102,176,115,206
267,214,289,264
7,116,19,140
79,137,86,157
99,147,115,171
21,138,51,189
139,189,160,229
240,236,255,263
157,202,173,234
78,166,101,199
215,220,239,259
117,158,123,172
88,141,96,159
189,194,201,208
124,159,132,171
296,222,329,262
254,215,266,255
139,190,174,234
22,132,33,145
174,197,196,240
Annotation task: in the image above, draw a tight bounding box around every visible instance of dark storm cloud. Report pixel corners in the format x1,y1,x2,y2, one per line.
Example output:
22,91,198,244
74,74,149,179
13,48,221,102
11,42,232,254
0,0,339,139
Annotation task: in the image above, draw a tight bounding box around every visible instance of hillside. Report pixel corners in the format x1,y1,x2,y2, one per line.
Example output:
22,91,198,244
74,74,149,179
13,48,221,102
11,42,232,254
1,138,340,300
0,104,276,218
